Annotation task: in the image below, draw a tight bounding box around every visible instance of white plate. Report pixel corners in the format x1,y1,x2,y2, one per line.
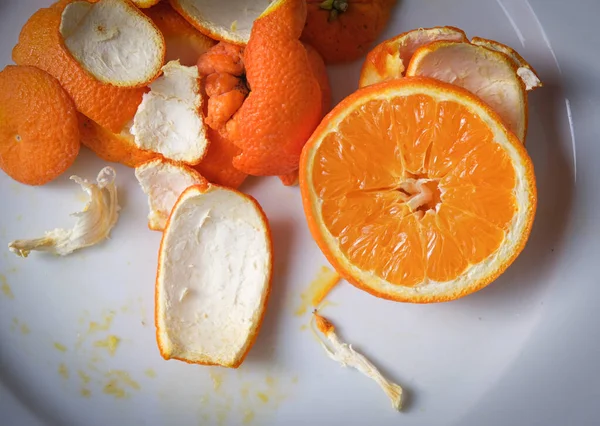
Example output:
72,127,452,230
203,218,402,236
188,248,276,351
1,1,598,425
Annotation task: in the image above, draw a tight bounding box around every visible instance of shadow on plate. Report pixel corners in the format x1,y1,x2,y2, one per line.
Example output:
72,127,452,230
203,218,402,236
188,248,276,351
244,216,297,367
0,367,61,426
453,79,576,310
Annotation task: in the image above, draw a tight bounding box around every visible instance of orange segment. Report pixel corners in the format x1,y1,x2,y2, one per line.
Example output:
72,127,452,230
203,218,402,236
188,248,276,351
300,77,536,303
435,205,504,264
425,100,493,178
441,142,516,190
441,186,515,229
420,212,467,283
0,65,80,186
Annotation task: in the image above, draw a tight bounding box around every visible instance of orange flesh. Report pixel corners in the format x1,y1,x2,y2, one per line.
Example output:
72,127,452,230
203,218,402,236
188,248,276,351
197,42,248,131
313,94,517,286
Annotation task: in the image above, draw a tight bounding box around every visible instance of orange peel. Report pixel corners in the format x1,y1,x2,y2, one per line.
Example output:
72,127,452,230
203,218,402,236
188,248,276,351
225,0,322,176
135,158,208,231
0,65,80,186
131,60,209,164
406,40,528,142
8,167,119,257
59,0,166,87
470,37,542,91
359,26,468,87
312,312,404,410
169,0,272,45
156,184,273,367
144,2,216,66
79,114,158,168
12,2,145,133
193,128,247,189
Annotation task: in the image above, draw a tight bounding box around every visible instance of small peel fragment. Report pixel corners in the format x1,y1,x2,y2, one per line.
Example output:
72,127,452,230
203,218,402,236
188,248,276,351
135,158,207,231
8,167,119,257
312,312,403,411
470,37,542,91
131,60,209,164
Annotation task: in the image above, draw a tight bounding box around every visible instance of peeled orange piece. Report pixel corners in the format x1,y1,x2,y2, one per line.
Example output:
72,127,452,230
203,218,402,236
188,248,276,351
135,158,207,231
300,78,537,303
169,0,272,45
60,0,166,87
0,65,80,186
405,41,528,142
12,2,144,133
156,184,272,367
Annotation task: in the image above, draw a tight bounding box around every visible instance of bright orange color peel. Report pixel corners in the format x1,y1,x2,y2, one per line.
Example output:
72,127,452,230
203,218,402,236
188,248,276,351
12,2,144,134
0,65,80,186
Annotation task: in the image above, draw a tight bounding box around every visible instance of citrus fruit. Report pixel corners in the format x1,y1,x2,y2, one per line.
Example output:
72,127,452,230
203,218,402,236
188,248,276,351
59,0,166,87
156,184,272,367
131,61,209,164
79,114,158,168
224,0,322,176
135,158,207,231
192,128,247,189
0,65,80,186
169,0,271,45
12,2,144,133
470,37,542,91
300,77,537,303
359,26,468,87
144,2,216,66
406,40,528,142
301,0,397,64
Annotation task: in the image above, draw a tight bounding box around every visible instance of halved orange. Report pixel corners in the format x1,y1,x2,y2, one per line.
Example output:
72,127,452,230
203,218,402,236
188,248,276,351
300,77,537,303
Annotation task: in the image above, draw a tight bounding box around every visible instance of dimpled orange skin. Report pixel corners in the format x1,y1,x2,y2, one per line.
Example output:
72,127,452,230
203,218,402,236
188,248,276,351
304,43,332,117
0,65,80,186
193,128,247,189
79,114,159,168
278,43,330,186
225,0,322,176
301,0,397,64
12,2,144,134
